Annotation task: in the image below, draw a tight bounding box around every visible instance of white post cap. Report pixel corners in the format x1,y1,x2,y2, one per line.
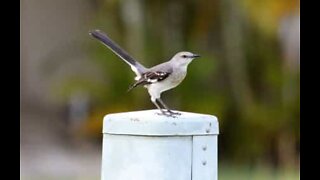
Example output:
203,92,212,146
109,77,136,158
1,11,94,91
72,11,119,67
103,109,219,136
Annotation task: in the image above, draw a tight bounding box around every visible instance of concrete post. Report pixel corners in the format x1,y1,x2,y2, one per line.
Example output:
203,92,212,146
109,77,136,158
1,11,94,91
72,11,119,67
101,110,219,180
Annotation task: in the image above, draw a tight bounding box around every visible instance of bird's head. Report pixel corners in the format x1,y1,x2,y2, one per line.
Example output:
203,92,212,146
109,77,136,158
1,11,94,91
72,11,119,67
171,51,200,67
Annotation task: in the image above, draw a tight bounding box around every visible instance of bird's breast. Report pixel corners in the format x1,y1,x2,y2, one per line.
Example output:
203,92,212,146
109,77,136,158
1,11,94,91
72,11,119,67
146,69,187,95
170,70,187,85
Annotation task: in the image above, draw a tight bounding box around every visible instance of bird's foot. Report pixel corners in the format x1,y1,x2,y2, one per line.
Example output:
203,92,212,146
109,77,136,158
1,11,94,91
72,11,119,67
166,110,181,116
156,110,178,118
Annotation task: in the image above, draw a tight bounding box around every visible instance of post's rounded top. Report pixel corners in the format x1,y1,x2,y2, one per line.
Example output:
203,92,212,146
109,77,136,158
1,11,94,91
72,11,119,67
103,109,219,136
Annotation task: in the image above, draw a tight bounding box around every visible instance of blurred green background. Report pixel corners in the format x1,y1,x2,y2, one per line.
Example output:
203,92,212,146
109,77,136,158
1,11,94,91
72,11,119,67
21,0,299,179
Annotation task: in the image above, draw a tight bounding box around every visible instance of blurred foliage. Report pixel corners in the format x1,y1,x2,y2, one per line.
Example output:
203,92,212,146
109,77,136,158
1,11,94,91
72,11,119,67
51,0,299,170
219,163,299,180
242,0,299,35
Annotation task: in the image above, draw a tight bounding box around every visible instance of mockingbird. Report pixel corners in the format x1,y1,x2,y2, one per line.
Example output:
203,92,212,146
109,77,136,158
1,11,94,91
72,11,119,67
89,30,200,117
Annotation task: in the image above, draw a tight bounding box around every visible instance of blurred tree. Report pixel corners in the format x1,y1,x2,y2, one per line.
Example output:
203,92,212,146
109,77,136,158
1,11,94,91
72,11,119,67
47,0,299,170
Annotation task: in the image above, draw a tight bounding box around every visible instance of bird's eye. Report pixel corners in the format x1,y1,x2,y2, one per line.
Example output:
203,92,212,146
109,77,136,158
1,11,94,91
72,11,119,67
181,55,187,58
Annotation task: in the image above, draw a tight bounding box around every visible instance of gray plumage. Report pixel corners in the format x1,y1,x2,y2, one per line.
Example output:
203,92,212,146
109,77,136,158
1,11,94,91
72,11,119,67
89,29,200,117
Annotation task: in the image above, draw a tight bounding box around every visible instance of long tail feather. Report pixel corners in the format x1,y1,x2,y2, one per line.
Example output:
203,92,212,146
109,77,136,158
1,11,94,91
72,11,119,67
89,29,147,77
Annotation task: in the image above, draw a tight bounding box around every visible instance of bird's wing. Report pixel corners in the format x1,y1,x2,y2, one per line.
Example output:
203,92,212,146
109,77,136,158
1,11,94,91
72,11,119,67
143,71,171,83
127,70,172,91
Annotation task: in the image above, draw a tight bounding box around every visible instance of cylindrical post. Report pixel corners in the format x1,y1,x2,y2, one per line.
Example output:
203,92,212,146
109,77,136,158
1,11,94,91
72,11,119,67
101,110,219,180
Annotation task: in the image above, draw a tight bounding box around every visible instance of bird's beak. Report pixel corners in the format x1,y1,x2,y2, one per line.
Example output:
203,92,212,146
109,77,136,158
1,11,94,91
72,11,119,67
192,54,200,58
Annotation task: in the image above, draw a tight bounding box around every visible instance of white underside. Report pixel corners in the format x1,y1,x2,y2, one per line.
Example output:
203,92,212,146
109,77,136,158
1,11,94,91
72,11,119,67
129,65,142,80
146,70,187,101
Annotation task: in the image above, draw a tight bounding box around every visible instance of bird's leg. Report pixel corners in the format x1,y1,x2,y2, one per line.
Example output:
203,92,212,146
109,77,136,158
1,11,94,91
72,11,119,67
157,98,181,116
151,97,171,116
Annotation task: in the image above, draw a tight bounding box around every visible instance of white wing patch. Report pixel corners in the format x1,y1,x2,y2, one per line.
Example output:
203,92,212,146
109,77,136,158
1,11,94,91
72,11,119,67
147,78,158,83
143,71,170,83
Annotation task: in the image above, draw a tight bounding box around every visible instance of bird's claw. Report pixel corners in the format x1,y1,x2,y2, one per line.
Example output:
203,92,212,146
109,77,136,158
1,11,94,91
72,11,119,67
156,113,175,118
166,110,181,115
156,110,181,118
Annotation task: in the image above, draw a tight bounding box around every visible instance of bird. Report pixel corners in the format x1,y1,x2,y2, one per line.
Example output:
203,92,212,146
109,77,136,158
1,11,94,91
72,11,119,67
89,29,200,117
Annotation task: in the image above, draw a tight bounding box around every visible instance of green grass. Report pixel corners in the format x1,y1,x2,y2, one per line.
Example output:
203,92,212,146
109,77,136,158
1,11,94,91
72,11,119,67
219,164,300,180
